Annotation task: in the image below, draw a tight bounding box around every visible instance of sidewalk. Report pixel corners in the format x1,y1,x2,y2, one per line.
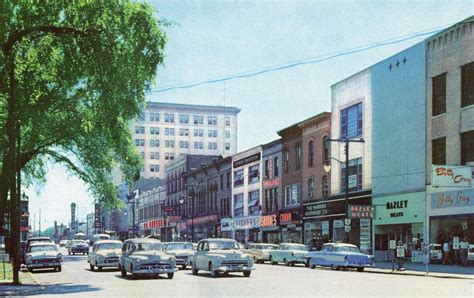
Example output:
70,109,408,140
0,270,44,296
367,261,474,280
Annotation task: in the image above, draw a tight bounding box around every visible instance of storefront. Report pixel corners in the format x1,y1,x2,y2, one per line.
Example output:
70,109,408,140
260,213,280,244
280,210,302,243
232,215,261,244
185,214,218,242
372,192,426,261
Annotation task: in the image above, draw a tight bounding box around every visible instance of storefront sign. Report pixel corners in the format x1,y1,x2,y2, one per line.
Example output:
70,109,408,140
333,220,343,228
396,246,405,258
263,177,280,188
432,165,472,188
233,215,261,229
233,153,261,168
432,188,474,209
389,240,396,250
260,214,278,227
280,212,300,225
177,222,186,230
348,204,375,219
220,218,233,231
303,203,328,217
186,214,218,226
322,221,329,235
453,237,459,250
303,195,371,219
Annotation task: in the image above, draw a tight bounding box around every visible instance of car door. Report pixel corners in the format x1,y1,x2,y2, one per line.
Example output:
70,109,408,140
195,241,206,270
89,243,97,263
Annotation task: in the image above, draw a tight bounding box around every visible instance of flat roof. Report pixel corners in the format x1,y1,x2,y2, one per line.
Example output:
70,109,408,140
145,101,241,114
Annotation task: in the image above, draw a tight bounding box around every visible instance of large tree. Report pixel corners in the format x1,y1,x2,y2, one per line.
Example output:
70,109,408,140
0,1,168,227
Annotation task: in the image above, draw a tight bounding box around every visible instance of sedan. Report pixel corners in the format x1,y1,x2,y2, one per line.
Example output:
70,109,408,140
25,243,63,272
68,240,89,255
308,243,374,272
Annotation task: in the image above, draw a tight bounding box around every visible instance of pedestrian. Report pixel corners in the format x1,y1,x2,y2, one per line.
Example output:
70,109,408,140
442,240,450,265
459,237,469,267
396,240,405,270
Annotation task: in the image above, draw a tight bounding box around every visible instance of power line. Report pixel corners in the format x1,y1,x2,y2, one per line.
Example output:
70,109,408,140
151,23,452,94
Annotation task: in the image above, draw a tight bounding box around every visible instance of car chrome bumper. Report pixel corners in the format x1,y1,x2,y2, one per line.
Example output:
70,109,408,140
97,262,119,268
132,267,178,274
27,262,61,268
217,265,255,272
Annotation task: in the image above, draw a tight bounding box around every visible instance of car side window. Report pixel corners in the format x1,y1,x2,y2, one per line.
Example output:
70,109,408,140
203,242,209,251
197,242,203,251
93,244,97,252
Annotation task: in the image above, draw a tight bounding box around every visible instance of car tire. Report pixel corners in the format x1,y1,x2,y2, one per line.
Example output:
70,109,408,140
290,263,295,267
357,267,364,272
57,266,62,272
98,266,102,272
243,270,251,277
181,264,187,270
167,273,174,279
73,252,75,255
68,252,71,255
120,265,127,277
210,263,218,278
305,260,310,268
284,258,289,266
192,263,198,275
310,263,316,269
90,264,94,271
331,264,339,271
270,256,277,265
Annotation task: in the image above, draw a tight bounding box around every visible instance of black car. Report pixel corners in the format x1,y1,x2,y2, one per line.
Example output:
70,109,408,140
68,240,89,255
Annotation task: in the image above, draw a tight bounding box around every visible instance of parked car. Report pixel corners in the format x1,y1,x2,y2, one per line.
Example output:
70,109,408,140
468,244,474,262
164,242,194,269
25,242,63,272
59,240,69,247
119,238,177,279
68,240,89,255
190,238,254,278
90,234,111,246
246,243,279,264
307,243,374,272
268,243,309,266
22,237,54,264
429,244,443,263
88,240,123,271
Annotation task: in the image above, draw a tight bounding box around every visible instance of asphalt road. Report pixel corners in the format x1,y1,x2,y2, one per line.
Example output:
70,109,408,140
26,247,473,297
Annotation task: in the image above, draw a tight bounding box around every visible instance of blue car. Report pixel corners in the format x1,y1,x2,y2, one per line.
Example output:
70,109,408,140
307,243,374,272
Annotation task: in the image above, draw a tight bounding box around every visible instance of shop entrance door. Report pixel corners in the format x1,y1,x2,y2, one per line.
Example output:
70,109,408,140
386,224,412,257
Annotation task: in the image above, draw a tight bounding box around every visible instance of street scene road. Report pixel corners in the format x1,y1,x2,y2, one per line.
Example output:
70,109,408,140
23,248,473,297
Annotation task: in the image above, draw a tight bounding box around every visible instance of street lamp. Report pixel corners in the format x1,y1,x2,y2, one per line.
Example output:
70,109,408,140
126,192,137,238
324,137,364,243
179,189,194,243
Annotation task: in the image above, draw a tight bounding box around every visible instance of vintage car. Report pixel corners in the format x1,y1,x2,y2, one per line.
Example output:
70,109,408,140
88,240,123,271
190,238,254,278
246,243,279,263
429,244,443,263
307,243,374,272
22,237,54,264
68,240,90,255
119,238,177,279
59,240,69,247
25,242,63,272
268,243,309,266
468,244,474,262
164,242,194,269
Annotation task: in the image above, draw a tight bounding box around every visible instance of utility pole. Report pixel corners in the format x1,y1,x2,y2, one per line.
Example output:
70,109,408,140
38,209,41,237
33,214,36,237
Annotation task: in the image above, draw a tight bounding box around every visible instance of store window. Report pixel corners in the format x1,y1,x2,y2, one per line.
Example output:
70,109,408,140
432,73,446,116
234,194,244,217
432,137,446,165
340,103,362,139
461,130,474,165
285,183,300,207
461,61,474,108
340,158,362,192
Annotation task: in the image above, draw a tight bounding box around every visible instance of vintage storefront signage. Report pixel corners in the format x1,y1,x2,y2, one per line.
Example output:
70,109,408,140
186,214,218,226
263,177,280,188
220,218,233,231
279,212,300,225
233,215,261,229
432,188,474,209
260,214,278,227
348,204,375,219
432,165,472,188
303,195,371,219
233,153,261,168
303,203,328,217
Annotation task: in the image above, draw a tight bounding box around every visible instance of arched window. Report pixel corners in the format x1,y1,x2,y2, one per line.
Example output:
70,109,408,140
322,175,329,196
308,178,314,198
322,135,330,162
308,140,314,167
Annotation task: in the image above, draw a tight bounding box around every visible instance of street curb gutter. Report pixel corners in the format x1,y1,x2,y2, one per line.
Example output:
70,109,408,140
0,286,45,296
366,269,474,281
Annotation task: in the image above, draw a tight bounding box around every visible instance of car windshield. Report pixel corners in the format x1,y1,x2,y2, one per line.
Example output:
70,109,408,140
131,242,163,252
30,245,57,252
263,244,278,249
166,243,193,250
287,245,308,251
97,243,121,250
209,241,239,250
72,240,86,245
335,246,360,253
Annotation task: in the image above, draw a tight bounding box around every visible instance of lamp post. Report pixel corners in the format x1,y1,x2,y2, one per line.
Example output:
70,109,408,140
126,192,137,238
324,137,364,243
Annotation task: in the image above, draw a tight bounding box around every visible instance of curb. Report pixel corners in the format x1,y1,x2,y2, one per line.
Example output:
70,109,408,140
366,268,474,281
0,285,45,296
25,271,41,286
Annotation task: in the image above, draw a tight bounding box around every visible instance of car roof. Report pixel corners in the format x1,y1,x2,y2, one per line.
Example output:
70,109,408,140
280,243,306,246
124,238,162,244
334,243,358,248
165,242,192,245
200,238,236,242
95,240,122,245
27,237,51,241
30,242,56,247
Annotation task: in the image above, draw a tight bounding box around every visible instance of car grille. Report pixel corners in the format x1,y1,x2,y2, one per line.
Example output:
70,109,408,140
221,260,248,266
105,257,119,263
33,258,60,263
137,263,173,270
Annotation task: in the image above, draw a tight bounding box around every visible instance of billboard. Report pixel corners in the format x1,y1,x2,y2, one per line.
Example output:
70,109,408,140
432,165,472,188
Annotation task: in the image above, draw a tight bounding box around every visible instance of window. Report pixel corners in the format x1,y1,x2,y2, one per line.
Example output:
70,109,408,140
322,135,329,162
220,175,224,190
432,73,446,116
234,194,244,217
461,130,474,165
207,130,218,138
135,139,145,147
194,129,203,137
150,164,160,172
179,114,189,124
150,139,160,147
264,159,270,178
179,141,189,149
135,126,145,134
193,115,203,124
284,149,289,173
461,62,474,108
248,164,260,184
137,112,145,121
150,112,159,122
150,152,159,160
308,178,314,198
165,113,175,123
234,169,244,187
170,153,174,160
295,144,302,170
165,153,170,160
198,142,203,149
308,140,314,167
340,102,362,139
432,137,446,165
225,143,230,150
165,140,174,148
150,127,160,135
225,131,230,138
340,158,363,192
208,116,217,125
140,152,145,159
273,187,279,210
274,157,279,177
226,172,231,189
248,190,260,215
225,116,231,126
285,184,300,206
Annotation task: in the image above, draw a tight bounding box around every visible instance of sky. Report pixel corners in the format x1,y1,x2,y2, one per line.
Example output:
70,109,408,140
26,1,474,230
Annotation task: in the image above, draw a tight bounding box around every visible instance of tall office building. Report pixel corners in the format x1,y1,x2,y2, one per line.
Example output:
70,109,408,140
132,102,240,179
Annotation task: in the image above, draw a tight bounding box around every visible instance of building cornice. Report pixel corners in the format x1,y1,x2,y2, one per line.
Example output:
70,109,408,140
145,101,241,114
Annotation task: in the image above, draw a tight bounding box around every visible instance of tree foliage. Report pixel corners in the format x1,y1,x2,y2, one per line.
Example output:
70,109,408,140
0,1,167,213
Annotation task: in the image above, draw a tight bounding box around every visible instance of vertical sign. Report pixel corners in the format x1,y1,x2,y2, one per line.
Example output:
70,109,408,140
71,203,76,230
94,203,101,229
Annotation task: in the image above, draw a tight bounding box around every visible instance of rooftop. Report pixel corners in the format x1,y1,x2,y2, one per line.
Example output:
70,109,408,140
145,101,241,114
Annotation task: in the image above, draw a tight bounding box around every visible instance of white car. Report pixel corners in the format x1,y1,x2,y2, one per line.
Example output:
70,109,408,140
59,240,69,247
88,240,123,271
190,238,255,278
25,243,63,272
119,238,177,279
468,244,474,262
268,243,309,266
164,242,194,269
